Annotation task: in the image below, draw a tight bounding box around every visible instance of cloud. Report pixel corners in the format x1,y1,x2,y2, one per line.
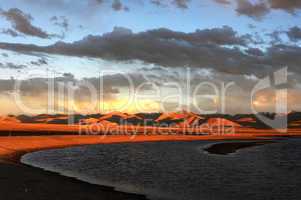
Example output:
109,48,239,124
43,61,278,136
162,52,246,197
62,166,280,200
112,0,123,11
259,45,301,78
245,47,264,56
268,0,301,13
0,77,49,95
6,0,130,15
0,27,300,76
248,24,256,29
214,0,231,5
0,62,27,69
0,72,152,114
235,0,269,20
150,0,165,7
0,71,154,97
267,29,284,44
214,0,301,20
172,0,190,9
287,26,301,42
1,53,8,57
111,0,129,11
16,0,104,8
143,0,301,14
150,0,190,9
50,16,69,32
0,8,57,39
30,58,48,66
1,28,22,37
0,74,118,97
0,25,250,50
99,73,151,89
95,0,104,4
0,66,300,114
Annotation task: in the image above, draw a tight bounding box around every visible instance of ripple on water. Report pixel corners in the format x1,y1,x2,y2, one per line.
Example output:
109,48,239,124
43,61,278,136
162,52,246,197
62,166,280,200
21,139,301,200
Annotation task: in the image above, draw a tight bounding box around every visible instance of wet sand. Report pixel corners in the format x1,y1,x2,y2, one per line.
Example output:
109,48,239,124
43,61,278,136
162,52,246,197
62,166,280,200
0,135,279,162
0,134,300,200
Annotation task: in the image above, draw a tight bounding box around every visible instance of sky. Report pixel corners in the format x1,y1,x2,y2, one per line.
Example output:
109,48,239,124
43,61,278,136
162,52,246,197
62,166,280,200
0,0,301,115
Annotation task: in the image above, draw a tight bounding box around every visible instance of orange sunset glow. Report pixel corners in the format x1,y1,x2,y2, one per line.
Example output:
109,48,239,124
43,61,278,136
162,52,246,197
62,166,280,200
0,1,301,200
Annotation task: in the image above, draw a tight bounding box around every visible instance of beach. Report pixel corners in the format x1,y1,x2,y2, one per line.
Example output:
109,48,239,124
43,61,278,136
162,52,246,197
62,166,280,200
2,133,299,161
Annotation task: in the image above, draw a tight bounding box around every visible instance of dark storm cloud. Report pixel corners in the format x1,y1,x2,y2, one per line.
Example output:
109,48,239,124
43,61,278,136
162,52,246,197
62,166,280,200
143,26,250,45
0,26,252,73
0,8,56,39
287,26,301,42
0,25,250,50
0,26,300,76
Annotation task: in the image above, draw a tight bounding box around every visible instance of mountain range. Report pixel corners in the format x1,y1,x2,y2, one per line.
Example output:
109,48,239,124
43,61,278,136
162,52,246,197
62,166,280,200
1,111,301,129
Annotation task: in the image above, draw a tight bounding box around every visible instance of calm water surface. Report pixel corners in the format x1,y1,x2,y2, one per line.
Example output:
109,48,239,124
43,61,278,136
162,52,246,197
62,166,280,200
21,138,301,200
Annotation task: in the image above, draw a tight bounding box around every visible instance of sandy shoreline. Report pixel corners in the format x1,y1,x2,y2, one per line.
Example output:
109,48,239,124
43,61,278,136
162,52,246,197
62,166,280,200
0,133,301,200
1,134,298,163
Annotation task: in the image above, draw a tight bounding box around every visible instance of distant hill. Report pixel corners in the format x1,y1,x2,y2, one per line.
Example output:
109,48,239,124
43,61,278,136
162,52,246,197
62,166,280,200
203,118,242,128
0,115,21,123
3,111,300,129
288,111,301,128
98,111,144,125
79,118,118,127
154,112,205,127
